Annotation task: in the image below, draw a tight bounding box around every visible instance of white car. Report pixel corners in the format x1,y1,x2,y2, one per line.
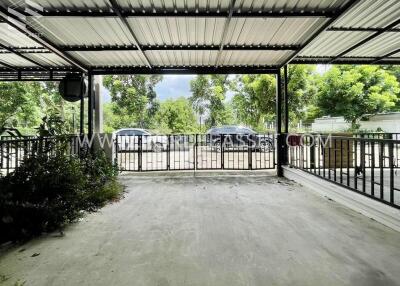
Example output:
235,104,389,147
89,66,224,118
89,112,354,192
114,128,168,152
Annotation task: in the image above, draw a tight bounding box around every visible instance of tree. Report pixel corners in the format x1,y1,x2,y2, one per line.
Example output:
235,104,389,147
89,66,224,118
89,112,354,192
231,74,276,130
315,65,399,127
189,75,231,128
154,97,198,133
232,66,318,131
0,82,41,133
286,65,318,124
103,75,162,128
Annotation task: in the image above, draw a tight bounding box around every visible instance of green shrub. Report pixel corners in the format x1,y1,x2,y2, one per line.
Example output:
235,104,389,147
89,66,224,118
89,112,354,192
0,148,122,242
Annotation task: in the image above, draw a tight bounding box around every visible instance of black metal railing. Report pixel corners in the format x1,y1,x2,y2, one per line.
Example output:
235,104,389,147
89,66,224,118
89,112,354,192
115,133,275,171
288,134,400,208
0,136,80,175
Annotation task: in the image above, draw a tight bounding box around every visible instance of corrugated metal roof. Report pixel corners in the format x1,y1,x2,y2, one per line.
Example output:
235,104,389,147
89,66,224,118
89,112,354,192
1,0,109,10
120,0,231,11
0,0,400,74
27,17,136,46
234,0,347,10
347,32,400,57
68,50,147,66
146,50,218,66
0,24,42,48
219,50,293,66
0,54,38,67
1,0,348,11
333,0,400,28
25,53,71,67
225,18,326,46
127,17,226,46
389,52,400,58
299,31,373,57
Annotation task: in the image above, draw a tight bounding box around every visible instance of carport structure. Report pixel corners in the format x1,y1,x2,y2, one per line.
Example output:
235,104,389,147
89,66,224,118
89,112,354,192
0,0,400,207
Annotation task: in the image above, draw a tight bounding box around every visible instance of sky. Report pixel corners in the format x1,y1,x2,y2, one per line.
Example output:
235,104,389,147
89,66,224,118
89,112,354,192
102,65,331,103
155,75,195,101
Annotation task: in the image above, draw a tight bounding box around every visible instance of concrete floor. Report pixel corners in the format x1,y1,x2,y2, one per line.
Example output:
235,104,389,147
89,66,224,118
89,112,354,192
1,174,400,286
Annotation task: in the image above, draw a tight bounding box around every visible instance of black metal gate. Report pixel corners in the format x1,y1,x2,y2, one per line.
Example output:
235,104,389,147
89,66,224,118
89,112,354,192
115,133,275,171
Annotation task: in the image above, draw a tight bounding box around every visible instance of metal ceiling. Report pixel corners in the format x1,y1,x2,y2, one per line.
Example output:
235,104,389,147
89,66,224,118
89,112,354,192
0,0,399,80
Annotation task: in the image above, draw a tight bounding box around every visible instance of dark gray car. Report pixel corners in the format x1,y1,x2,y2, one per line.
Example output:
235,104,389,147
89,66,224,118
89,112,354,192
206,126,274,152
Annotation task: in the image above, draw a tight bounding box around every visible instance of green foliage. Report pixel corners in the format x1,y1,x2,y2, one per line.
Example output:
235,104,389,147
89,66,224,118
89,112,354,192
103,75,162,129
0,82,40,132
190,75,232,128
286,65,318,124
154,97,199,133
0,82,79,135
315,65,400,126
0,147,122,242
232,74,276,130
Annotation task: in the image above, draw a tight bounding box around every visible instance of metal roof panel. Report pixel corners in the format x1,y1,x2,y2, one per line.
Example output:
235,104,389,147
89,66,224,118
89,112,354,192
0,53,38,67
146,50,218,66
225,17,327,46
219,50,293,66
346,32,400,57
68,50,147,66
27,17,136,46
299,31,373,57
127,17,226,46
333,0,400,29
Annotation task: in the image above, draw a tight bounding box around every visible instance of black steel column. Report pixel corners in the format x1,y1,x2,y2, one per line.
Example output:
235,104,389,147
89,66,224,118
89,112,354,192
283,65,289,165
284,65,289,133
276,70,284,177
79,77,85,135
87,73,94,137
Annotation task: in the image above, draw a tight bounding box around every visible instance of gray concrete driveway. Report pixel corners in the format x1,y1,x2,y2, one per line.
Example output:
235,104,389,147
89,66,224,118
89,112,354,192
1,174,400,286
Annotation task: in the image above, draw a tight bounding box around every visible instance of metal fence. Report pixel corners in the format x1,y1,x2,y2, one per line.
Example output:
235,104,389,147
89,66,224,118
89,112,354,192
0,136,80,175
115,133,275,171
288,134,400,209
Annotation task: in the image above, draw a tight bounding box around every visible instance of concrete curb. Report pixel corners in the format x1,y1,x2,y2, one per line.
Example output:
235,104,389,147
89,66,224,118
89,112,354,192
283,166,400,232
119,169,276,178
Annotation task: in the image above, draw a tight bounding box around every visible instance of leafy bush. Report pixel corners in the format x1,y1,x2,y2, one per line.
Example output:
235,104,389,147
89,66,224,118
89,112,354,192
0,147,122,242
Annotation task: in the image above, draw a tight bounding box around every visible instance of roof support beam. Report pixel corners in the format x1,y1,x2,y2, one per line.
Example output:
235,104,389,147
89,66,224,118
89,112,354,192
0,43,48,69
108,0,152,68
329,18,400,63
215,0,237,67
0,49,52,54
280,0,364,67
292,56,400,65
33,10,337,18
60,44,300,52
328,27,400,32
0,6,88,73
91,66,280,75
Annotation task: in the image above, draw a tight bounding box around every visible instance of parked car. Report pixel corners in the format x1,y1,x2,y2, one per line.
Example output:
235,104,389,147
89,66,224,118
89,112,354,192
113,128,167,152
206,126,274,152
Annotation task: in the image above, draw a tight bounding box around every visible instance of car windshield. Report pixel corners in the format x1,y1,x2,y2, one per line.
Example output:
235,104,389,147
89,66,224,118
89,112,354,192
117,129,151,136
239,128,255,134
207,126,255,134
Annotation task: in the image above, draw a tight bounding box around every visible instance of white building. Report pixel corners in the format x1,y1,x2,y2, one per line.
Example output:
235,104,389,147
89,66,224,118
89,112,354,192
311,112,400,133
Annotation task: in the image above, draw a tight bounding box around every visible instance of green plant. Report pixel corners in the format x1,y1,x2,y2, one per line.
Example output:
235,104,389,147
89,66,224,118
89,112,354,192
0,146,122,242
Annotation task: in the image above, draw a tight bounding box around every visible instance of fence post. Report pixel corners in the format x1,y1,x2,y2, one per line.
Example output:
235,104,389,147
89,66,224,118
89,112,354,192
248,135,252,170
194,134,198,170
138,135,142,172
389,141,394,204
220,134,224,169
167,135,170,170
